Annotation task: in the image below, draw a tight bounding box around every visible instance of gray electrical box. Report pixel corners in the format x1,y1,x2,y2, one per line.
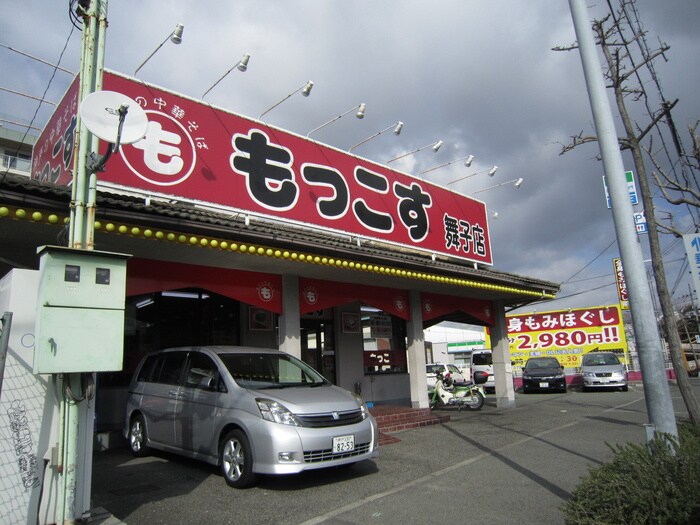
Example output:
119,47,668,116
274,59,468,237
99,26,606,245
33,245,130,374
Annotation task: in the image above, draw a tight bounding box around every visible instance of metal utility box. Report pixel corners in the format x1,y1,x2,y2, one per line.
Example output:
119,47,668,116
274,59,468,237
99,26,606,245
33,246,130,374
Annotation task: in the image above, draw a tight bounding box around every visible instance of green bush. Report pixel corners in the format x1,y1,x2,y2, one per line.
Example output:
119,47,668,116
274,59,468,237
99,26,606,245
563,422,700,525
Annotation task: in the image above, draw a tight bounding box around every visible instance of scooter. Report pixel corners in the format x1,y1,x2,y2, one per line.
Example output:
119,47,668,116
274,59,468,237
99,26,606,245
429,370,487,411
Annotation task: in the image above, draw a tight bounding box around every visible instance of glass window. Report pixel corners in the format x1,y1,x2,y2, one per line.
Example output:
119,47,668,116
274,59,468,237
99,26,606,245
447,364,461,374
361,310,407,374
155,353,187,385
220,352,326,389
185,353,219,389
136,354,160,382
107,289,243,388
472,353,492,366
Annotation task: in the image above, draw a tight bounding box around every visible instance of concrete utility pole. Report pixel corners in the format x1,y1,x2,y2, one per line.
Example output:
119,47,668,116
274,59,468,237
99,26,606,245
59,0,108,521
568,0,677,439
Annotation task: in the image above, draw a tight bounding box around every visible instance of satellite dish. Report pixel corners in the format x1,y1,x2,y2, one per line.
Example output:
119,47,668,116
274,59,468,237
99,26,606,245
79,90,148,145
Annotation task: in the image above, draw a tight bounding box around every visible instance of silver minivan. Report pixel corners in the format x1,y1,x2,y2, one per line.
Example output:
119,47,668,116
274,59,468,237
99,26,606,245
124,346,378,488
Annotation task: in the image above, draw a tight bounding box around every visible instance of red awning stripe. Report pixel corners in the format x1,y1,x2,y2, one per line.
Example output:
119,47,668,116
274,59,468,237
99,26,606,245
299,278,410,320
421,292,494,326
126,258,283,314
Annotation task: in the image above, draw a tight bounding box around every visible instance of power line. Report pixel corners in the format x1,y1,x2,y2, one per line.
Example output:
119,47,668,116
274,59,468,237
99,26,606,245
0,21,76,184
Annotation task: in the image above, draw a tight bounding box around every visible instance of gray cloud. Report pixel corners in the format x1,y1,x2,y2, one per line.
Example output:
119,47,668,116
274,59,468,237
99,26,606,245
2,0,697,312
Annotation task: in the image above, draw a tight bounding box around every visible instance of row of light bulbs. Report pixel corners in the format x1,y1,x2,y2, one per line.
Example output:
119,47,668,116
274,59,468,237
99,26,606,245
0,204,553,299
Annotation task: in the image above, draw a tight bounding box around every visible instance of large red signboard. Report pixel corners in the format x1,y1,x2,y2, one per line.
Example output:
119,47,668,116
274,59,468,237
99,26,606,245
32,71,493,265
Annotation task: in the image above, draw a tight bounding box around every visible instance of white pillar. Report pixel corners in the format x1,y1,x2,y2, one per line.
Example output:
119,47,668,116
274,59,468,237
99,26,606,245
279,275,301,359
407,290,429,408
492,300,516,408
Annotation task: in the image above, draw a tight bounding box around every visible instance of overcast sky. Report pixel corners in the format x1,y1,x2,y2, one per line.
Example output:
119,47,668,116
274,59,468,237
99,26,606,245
2,0,699,314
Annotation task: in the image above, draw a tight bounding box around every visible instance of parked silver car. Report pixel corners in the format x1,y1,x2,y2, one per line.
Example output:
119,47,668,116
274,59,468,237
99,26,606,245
124,346,379,488
580,351,628,391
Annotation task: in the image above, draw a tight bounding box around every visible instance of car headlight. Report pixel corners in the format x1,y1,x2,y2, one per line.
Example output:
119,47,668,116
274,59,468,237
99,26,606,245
256,399,300,426
583,372,595,378
612,371,625,379
354,394,369,420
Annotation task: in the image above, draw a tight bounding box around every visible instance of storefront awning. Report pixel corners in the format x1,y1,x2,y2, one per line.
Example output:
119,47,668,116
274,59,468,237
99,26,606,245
422,292,494,326
300,278,410,320
126,258,283,314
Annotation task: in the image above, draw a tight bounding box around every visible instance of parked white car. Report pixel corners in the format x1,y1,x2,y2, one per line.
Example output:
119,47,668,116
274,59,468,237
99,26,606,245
426,363,467,390
471,351,495,393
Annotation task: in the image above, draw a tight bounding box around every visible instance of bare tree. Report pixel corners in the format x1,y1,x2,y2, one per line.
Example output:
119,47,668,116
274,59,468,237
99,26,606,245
646,121,700,221
554,0,700,425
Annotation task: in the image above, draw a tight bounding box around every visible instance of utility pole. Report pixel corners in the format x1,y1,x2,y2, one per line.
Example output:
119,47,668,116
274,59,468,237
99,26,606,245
59,0,108,521
593,5,700,427
568,0,678,439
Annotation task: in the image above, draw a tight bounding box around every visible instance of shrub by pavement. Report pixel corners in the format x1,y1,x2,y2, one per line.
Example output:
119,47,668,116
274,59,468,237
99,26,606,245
562,421,700,525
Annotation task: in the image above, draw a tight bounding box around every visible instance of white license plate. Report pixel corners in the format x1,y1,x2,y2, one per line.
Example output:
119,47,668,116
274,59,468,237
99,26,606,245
332,435,355,453
539,382,550,388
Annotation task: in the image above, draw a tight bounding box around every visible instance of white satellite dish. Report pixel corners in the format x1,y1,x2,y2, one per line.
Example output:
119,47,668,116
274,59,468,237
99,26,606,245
79,90,148,145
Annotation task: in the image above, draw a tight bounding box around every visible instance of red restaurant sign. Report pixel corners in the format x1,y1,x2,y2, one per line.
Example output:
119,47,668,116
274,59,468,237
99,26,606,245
32,70,493,265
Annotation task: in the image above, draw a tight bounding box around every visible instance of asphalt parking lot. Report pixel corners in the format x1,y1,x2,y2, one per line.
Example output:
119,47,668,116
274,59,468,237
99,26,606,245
91,379,699,525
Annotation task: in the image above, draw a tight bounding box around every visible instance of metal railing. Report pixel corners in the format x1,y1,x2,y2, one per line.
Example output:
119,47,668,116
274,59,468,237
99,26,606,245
0,153,31,173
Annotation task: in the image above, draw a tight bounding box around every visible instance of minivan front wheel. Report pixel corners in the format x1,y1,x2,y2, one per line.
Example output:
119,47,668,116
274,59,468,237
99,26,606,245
129,414,149,457
220,429,255,488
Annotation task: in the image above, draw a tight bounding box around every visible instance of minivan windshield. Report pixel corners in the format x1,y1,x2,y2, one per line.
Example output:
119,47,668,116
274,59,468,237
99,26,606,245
219,353,328,389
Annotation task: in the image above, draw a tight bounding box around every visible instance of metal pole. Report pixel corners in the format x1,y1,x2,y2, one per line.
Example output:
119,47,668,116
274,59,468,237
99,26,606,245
61,1,108,521
568,0,677,439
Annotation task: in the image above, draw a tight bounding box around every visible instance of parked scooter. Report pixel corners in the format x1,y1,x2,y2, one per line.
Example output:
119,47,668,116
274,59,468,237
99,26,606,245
429,370,486,411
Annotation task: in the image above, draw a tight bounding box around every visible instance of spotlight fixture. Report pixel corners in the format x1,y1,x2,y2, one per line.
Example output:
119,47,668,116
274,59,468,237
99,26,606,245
419,153,476,176
201,53,251,98
387,140,443,163
446,165,499,186
134,23,184,76
258,80,314,120
307,102,366,137
349,121,404,152
472,177,524,195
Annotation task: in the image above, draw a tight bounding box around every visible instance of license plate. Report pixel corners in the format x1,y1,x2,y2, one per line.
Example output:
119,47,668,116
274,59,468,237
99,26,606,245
539,382,549,388
332,435,355,454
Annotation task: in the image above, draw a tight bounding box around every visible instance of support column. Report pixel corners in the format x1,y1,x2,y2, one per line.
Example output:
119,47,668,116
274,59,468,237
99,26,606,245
279,275,301,359
492,300,516,408
407,290,429,408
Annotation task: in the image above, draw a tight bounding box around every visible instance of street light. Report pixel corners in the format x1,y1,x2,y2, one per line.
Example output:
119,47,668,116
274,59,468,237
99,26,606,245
471,177,523,195
201,53,250,99
134,23,184,76
386,139,443,163
445,165,498,186
349,121,403,152
419,154,475,176
258,80,314,120
306,102,366,137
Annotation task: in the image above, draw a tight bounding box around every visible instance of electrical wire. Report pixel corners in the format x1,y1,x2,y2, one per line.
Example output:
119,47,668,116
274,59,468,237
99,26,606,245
611,0,700,227
562,238,617,284
0,12,76,186
556,1,698,310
